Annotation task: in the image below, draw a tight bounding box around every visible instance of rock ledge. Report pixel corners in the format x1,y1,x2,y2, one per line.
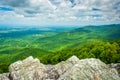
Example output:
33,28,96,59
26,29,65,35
0,56,120,80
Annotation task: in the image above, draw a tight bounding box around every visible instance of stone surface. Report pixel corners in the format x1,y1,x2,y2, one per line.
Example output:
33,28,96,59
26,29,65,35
108,63,120,77
58,58,119,80
0,73,10,80
9,56,46,80
0,56,120,80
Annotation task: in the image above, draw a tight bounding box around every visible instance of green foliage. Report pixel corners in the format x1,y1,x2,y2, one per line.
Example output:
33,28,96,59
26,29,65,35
39,40,120,64
12,48,51,62
0,62,10,73
35,24,120,51
0,24,120,73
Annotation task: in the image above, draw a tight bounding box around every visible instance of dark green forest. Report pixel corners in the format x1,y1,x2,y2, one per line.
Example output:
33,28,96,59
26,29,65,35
39,40,120,64
0,24,120,73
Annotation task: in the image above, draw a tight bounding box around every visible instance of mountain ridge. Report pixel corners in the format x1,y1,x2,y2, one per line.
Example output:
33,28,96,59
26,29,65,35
0,24,120,73
36,24,120,51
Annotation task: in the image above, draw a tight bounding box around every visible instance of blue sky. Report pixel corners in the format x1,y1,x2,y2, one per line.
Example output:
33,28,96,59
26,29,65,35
0,7,13,11
0,0,120,26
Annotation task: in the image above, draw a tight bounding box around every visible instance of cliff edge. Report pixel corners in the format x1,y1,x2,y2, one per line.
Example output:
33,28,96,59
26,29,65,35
0,56,120,80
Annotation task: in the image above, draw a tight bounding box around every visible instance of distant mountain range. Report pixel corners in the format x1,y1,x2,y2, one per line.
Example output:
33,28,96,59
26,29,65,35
0,24,120,52
0,24,120,73
36,24,120,51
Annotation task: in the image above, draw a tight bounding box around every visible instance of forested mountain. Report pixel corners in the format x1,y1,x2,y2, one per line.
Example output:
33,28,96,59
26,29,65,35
0,24,120,73
36,24,120,51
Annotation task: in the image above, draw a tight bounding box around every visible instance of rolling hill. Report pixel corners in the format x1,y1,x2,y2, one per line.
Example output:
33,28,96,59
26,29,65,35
0,24,120,73
36,24,120,51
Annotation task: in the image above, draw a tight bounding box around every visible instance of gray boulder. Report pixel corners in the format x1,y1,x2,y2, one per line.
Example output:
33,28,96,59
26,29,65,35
9,56,46,80
0,56,120,80
108,63,120,77
58,58,119,80
0,73,10,80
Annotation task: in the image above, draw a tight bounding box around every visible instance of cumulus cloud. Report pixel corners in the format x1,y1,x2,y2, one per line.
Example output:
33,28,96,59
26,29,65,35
0,0,120,26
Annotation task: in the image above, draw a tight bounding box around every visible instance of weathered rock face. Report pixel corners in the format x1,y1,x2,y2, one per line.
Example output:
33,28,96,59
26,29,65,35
0,56,120,80
108,63,120,77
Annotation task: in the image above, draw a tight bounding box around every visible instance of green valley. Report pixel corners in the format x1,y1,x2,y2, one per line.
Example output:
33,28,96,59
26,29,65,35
0,24,120,73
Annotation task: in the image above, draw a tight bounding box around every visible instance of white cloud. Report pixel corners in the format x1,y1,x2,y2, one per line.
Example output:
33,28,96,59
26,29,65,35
0,0,120,26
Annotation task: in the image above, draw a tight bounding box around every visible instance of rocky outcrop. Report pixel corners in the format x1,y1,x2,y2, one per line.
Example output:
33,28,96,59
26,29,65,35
108,63,120,77
0,56,120,80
